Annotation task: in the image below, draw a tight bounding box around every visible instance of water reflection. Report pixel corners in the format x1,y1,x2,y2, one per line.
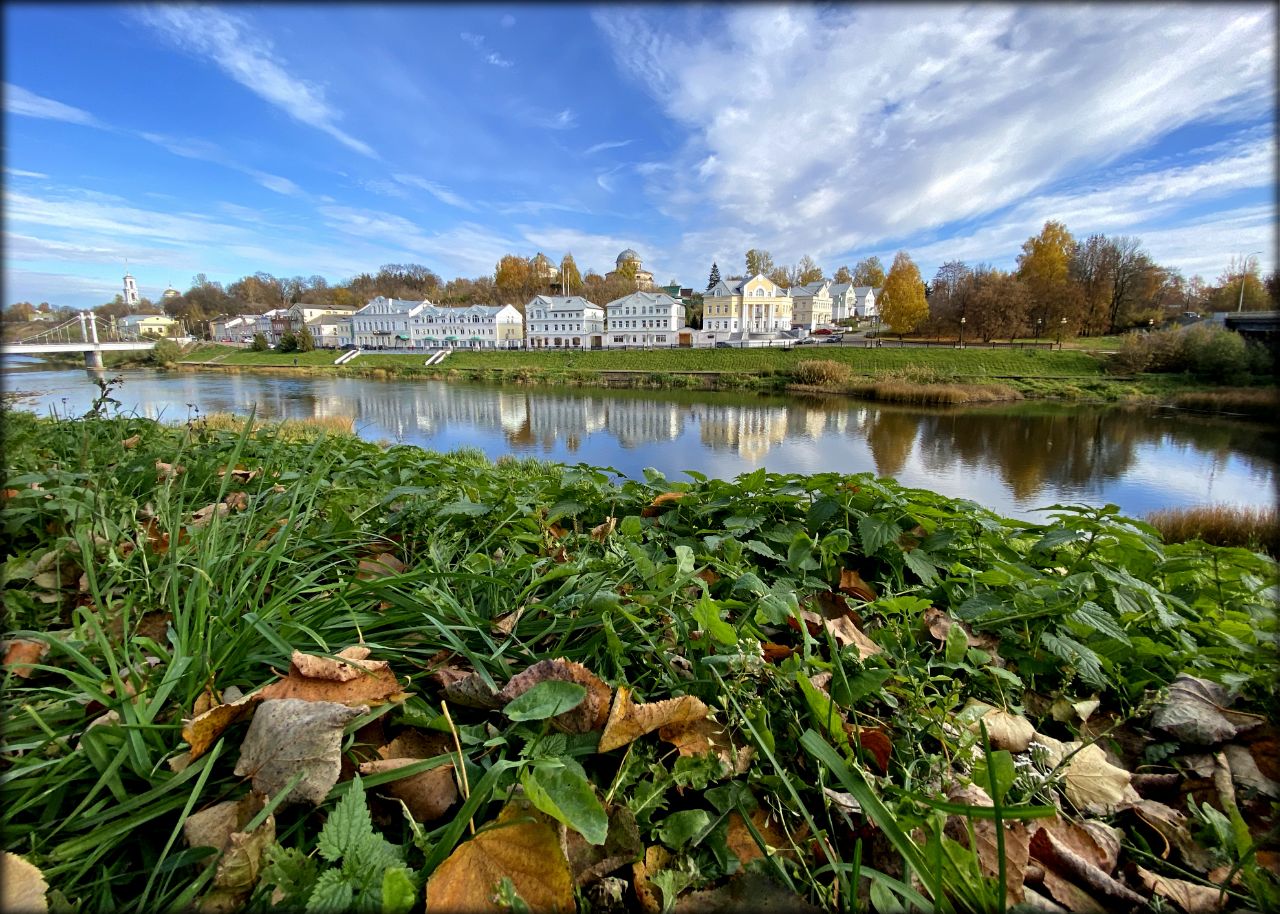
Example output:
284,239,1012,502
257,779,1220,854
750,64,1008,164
2,366,1273,520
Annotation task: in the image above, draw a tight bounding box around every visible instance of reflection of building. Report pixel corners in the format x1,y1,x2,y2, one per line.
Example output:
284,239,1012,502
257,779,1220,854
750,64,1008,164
605,249,656,291
604,291,688,348
698,403,789,462
525,296,605,349
608,399,683,448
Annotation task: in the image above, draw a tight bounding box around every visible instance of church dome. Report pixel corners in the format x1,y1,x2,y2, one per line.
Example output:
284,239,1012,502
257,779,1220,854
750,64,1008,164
616,249,640,265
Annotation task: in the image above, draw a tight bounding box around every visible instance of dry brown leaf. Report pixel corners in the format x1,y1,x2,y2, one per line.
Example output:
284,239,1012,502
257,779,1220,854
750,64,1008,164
1029,826,1144,907
290,646,391,683
590,516,616,543
496,658,612,733
155,460,186,479
184,792,266,854
962,700,1035,752
632,846,673,914
190,502,230,528
726,808,798,866
442,672,502,710
1131,798,1212,870
356,552,407,579
761,641,793,663
559,804,642,887
122,434,140,449
838,568,877,602
944,783,1030,906
183,691,265,761
233,698,365,806
426,813,574,913
658,717,753,775
1151,674,1264,746
640,492,685,517
1224,743,1280,798
1039,736,1141,815
2,639,48,678
598,686,709,753
258,655,405,706
673,871,825,914
1136,865,1226,914
491,606,526,636
922,608,1004,661
218,466,260,483
791,610,881,659
223,491,250,512
379,729,454,761
844,724,892,773
359,758,458,822
1,852,48,914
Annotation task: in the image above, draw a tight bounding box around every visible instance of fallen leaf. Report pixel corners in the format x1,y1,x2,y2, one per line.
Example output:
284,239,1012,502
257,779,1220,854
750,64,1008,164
1223,742,1280,798
233,698,365,806
190,502,230,528
1,852,48,914
790,610,881,660
1038,736,1140,815
378,729,454,761
258,654,405,706
218,466,260,483
426,811,574,913
963,700,1035,752
641,492,685,517
442,672,502,710
844,724,893,773
598,686,708,754
2,639,48,678
943,783,1029,906
496,658,612,734
559,804,642,887
726,808,797,866
223,491,249,512
1151,674,1264,746
760,642,793,663
631,846,672,914
122,434,140,449
921,607,1004,661
358,758,457,822
590,517,616,543
492,606,526,636
183,691,265,761
838,568,877,602
1030,826,1144,908
695,567,720,587
1131,798,1213,870
1136,865,1226,914
356,552,407,579
155,460,185,479
658,717,753,775
673,871,824,913
290,645,391,683
184,792,267,856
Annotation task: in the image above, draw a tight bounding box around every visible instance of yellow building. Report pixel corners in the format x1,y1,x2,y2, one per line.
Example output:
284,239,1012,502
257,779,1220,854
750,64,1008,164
702,273,793,340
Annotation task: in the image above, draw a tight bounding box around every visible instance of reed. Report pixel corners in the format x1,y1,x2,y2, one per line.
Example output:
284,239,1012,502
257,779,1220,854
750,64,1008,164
197,411,356,438
849,381,1022,405
1169,388,1280,418
791,359,852,386
1146,504,1279,555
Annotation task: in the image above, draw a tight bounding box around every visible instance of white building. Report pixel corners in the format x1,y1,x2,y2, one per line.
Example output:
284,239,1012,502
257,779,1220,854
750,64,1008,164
604,291,688,347
210,314,266,341
408,303,524,349
305,313,352,349
525,295,605,349
789,281,834,331
350,297,430,349
123,273,140,308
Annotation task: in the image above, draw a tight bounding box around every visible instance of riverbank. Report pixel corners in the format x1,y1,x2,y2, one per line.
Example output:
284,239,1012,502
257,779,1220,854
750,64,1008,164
3,410,1276,912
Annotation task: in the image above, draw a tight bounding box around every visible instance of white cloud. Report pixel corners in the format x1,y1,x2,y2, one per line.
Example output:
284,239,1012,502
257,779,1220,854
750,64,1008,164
499,14,516,28
584,139,632,156
4,84,102,126
5,166,48,179
138,131,306,197
392,174,475,211
136,6,376,158
521,107,577,130
485,53,514,68
460,31,513,67
595,5,1276,275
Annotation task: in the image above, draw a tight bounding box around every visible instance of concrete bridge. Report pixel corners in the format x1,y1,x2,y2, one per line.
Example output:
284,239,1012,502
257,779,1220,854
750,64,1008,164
2,312,156,368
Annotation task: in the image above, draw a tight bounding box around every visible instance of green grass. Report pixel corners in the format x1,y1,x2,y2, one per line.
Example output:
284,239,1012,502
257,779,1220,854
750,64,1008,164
3,404,1278,913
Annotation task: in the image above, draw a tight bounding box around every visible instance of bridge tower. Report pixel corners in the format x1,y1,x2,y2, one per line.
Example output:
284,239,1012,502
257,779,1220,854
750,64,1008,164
82,311,104,369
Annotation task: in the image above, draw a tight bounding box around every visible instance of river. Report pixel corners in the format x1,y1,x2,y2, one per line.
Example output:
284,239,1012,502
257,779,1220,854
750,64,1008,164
3,364,1274,521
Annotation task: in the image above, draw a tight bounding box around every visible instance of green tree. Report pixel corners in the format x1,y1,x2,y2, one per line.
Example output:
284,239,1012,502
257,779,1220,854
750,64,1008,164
879,251,929,337
852,256,886,287
277,330,298,353
149,338,180,367
683,292,705,329
250,332,269,352
745,249,775,277
707,262,721,290
297,327,315,352
833,265,853,285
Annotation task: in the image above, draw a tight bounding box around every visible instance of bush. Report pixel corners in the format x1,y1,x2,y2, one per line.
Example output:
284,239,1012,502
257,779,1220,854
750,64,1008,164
1107,323,1262,383
249,333,269,352
297,328,315,352
277,331,298,353
148,338,180,367
791,359,851,386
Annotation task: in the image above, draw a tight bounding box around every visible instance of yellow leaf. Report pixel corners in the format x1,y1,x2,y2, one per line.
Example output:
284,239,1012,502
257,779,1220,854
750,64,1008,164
290,646,390,683
426,814,574,913
598,686,708,754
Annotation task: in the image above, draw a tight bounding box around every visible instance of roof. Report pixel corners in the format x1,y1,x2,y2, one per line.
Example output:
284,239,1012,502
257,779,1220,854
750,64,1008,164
305,314,351,327
852,286,878,296
616,248,640,264
604,290,684,309
295,302,358,312
794,281,830,297
526,295,602,311
356,296,429,314
829,283,853,296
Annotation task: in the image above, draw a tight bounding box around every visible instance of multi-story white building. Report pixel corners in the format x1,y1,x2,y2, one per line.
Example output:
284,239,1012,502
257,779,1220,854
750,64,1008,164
789,281,834,331
701,274,794,343
351,297,430,349
408,304,524,349
853,286,880,319
524,295,605,349
305,313,352,349
604,291,687,347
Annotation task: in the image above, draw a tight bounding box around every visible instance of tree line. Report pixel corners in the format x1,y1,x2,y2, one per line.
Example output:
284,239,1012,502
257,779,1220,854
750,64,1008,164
5,222,1276,339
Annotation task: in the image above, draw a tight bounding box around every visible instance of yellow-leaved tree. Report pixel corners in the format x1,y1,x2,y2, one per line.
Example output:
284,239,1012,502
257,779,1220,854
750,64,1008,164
879,251,929,337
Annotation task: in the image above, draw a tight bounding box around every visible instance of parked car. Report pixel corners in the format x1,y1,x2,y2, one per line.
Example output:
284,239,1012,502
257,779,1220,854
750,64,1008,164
795,337,819,345
813,328,833,335
340,343,357,351
822,334,844,343
715,342,734,348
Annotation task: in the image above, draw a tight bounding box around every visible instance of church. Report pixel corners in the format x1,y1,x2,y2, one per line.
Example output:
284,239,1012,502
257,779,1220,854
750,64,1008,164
604,249,655,291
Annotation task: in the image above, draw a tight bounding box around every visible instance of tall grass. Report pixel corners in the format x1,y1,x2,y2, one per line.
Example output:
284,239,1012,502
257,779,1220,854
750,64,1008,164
1146,504,1279,555
198,412,356,438
849,381,1022,405
1169,388,1280,419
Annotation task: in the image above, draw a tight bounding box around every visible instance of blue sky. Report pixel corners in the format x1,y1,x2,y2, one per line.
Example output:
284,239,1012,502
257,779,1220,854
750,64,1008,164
4,3,1275,309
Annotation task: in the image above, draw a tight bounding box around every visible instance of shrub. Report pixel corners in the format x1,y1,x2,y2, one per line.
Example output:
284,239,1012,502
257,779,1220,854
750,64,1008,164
249,333,269,352
792,359,851,386
297,328,315,352
1107,323,1263,383
277,330,298,353
148,338,180,367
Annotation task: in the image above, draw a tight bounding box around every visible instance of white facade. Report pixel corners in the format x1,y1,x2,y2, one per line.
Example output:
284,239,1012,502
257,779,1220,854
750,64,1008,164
407,304,524,349
789,281,834,331
351,297,429,349
525,296,605,349
702,274,794,341
305,314,351,348
852,286,879,319
123,273,140,308
604,291,686,347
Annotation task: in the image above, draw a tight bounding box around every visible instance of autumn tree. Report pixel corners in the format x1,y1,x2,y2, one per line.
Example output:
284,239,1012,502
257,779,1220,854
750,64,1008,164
792,255,824,286
851,256,886,288
745,249,775,277
879,251,929,337
928,261,974,333
767,266,791,289
1205,256,1269,312
833,265,853,285
5,301,37,322
613,259,639,287
559,254,582,295
1017,220,1083,334
1265,271,1280,308
968,267,1031,342
707,262,721,290
495,255,534,307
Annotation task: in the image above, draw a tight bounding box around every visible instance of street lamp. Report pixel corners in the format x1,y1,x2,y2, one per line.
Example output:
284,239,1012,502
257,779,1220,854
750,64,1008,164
1237,251,1262,312
1057,317,1066,350
959,315,966,349
1034,317,1042,347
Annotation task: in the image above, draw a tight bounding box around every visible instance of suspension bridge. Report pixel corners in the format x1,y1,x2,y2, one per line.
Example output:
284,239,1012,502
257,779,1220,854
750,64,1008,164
2,313,157,368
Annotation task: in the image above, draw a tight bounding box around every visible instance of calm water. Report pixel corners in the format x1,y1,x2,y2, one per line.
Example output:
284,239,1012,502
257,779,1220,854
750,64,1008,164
3,365,1275,521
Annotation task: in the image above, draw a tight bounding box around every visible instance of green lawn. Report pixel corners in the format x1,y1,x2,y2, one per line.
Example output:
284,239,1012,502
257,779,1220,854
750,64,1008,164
182,345,347,366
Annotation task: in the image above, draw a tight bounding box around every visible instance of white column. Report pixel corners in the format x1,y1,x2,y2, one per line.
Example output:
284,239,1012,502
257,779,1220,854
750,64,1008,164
88,312,100,344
